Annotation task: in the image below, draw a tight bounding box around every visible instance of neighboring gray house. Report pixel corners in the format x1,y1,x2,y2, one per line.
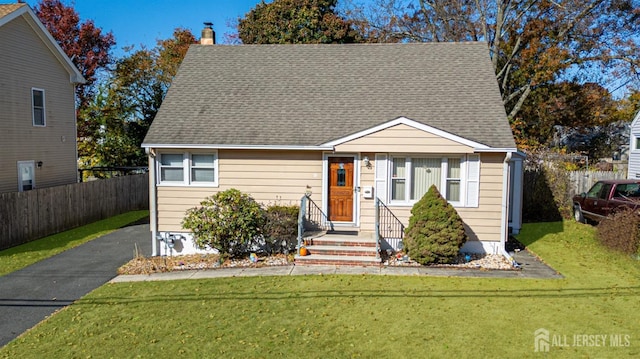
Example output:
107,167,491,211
142,37,524,263
0,3,84,193
629,111,640,178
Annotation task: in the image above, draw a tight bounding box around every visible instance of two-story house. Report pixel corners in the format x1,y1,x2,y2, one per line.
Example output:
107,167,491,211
0,3,84,193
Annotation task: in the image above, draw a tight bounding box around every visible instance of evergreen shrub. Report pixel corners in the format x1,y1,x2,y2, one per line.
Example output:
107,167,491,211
404,185,468,264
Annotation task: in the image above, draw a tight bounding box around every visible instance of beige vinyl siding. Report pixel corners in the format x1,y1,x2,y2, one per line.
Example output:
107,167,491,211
0,16,77,193
335,124,473,153
157,150,323,231
358,151,506,243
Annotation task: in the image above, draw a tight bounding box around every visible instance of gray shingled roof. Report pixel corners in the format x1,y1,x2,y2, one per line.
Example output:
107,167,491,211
143,42,516,149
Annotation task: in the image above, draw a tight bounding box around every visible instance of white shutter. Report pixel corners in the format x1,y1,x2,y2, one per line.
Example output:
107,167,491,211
466,154,480,207
375,154,388,202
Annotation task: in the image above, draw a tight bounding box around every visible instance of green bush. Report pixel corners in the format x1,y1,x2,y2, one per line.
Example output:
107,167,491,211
182,189,266,259
263,205,300,254
597,208,640,256
404,185,468,264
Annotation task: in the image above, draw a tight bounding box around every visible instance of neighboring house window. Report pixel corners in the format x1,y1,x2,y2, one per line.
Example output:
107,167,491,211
32,88,45,126
635,136,640,150
389,156,465,205
158,152,218,186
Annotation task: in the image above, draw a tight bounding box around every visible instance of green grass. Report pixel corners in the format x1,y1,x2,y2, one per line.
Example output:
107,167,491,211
1,220,639,357
0,210,149,276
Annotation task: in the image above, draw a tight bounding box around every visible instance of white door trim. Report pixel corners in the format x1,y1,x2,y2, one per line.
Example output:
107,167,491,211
322,152,360,227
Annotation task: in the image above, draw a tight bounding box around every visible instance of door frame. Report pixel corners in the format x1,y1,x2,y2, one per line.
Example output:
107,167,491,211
322,152,360,226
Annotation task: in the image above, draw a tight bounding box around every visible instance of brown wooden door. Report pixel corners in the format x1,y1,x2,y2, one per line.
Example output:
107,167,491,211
328,157,354,222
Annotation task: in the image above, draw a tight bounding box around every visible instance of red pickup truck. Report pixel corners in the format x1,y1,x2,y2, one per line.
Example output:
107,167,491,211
573,180,640,223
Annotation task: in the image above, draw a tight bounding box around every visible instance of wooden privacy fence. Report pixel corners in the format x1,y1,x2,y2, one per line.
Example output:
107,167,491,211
568,170,627,197
0,174,149,250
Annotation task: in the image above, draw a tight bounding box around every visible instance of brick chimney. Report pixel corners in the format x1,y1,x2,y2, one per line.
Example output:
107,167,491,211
201,22,215,45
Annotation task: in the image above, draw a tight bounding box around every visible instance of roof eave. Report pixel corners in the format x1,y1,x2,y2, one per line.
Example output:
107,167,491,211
141,143,334,151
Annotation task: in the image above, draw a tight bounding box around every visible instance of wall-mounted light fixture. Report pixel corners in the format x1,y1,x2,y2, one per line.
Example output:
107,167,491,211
37,161,43,168
362,156,370,167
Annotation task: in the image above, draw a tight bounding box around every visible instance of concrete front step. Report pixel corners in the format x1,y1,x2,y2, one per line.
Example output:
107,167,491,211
304,245,377,257
295,254,381,266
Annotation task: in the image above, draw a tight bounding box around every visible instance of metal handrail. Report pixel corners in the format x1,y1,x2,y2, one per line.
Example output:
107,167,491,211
297,195,333,255
375,197,405,257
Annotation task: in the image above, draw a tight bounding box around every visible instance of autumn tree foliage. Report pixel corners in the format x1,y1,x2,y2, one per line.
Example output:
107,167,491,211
344,0,640,148
78,28,196,168
514,82,618,149
238,0,362,44
34,0,115,108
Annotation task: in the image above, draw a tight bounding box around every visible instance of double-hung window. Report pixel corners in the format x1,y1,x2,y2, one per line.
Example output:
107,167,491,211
32,88,45,126
158,152,218,186
159,154,184,182
191,154,216,183
390,156,463,204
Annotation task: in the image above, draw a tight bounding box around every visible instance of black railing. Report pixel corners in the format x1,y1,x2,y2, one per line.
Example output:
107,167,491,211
375,198,405,255
297,195,333,254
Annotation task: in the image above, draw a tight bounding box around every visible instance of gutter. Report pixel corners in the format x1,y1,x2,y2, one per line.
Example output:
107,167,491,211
146,148,159,256
141,143,334,151
500,151,519,267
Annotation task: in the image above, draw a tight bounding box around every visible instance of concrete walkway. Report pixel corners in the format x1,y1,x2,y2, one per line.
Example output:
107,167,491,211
0,223,151,348
111,248,563,283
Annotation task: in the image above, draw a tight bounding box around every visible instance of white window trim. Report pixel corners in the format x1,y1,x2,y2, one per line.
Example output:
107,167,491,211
31,88,46,127
387,154,467,207
157,151,219,187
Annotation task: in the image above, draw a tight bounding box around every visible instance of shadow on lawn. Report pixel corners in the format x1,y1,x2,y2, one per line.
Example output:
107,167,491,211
515,221,564,247
71,285,640,306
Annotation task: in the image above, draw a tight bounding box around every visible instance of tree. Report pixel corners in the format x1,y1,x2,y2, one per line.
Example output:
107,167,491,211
238,0,362,44
345,0,640,128
78,28,196,168
514,82,617,150
34,0,115,108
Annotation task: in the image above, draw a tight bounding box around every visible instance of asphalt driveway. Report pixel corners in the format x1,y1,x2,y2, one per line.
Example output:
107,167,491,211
0,222,150,347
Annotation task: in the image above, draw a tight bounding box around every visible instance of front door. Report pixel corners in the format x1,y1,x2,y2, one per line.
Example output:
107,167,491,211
328,157,354,222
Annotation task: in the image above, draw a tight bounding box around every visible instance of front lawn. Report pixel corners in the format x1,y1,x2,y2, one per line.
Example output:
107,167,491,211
1,220,638,357
0,210,149,276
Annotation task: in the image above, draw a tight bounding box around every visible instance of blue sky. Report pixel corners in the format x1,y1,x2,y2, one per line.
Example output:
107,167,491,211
25,0,265,55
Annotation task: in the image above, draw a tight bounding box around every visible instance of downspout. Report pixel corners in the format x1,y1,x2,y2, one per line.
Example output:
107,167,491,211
500,151,517,266
146,147,159,256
